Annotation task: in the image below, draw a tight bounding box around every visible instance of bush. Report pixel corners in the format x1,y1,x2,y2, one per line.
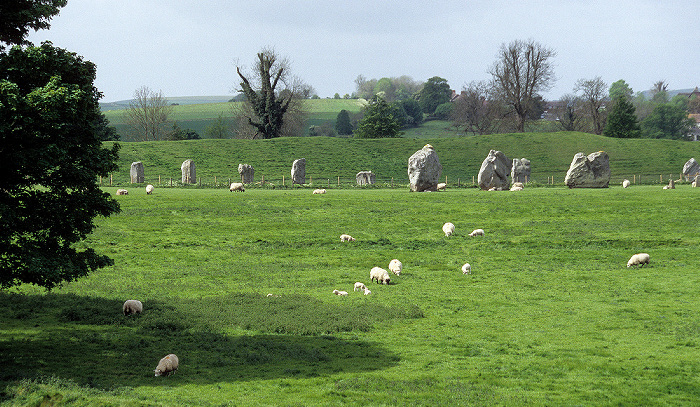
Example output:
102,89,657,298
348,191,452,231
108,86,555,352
432,102,454,120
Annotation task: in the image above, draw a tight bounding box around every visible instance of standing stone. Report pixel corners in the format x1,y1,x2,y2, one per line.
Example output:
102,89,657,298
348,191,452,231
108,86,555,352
130,161,144,184
682,158,700,181
181,159,196,184
478,150,511,190
510,158,531,183
564,151,610,188
291,158,306,184
408,144,442,192
238,163,255,183
356,171,376,185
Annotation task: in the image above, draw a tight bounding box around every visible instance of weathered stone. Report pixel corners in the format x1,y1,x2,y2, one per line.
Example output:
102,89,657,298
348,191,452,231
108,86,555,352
408,144,442,192
356,171,376,185
564,151,610,188
130,161,144,183
238,163,255,183
478,150,511,190
510,158,531,183
291,158,306,184
692,175,699,187
682,158,700,181
181,159,196,184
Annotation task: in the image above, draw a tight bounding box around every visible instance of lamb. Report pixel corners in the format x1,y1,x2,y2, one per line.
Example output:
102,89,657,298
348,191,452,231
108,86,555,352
442,222,455,237
116,189,128,195
388,259,402,276
312,188,327,194
122,299,143,315
154,354,179,377
461,263,471,275
469,228,485,237
340,234,356,242
370,267,391,285
332,289,348,296
229,182,245,192
627,253,650,268
622,179,631,188
436,183,446,191
363,288,372,295
354,282,367,292
145,184,154,194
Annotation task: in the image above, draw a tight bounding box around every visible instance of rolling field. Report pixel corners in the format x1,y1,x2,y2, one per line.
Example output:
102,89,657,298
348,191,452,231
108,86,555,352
2,186,700,405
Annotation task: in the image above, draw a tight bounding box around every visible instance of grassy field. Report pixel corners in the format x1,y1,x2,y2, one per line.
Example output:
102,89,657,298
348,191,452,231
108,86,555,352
1,186,700,405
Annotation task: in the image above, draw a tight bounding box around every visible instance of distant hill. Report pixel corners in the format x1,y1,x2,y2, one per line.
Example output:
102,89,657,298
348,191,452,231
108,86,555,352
100,95,235,111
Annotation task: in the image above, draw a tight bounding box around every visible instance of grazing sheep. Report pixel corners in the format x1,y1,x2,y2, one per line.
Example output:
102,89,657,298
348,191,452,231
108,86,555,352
388,259,402,276
312,188,327,194
229,182,245,192
627,253,650,268
363,288,372,295
469,229,485,237
510,185,523,191
511,182,524,189
145,184,154,194
340,234,356,242
354,282,367,292
122,300,143,316
622,179,631,188
266,293,280,298
442,222,455,237
462,263,471,275
370,267,391,285
154,354,179,377
116,189,128,195
332,289,348,296
436,183,446,191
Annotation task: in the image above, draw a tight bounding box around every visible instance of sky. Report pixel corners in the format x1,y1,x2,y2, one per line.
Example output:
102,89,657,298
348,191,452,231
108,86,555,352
26,0,700,103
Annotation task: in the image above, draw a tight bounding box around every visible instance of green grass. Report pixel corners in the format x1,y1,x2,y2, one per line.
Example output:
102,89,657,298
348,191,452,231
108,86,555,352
2,186,700,405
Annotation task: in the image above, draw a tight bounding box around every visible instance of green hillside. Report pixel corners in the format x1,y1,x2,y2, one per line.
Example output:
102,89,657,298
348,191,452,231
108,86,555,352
105,132,700,187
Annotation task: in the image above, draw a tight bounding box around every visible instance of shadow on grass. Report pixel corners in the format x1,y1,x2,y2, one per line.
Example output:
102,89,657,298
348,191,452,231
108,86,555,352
0,292,403,390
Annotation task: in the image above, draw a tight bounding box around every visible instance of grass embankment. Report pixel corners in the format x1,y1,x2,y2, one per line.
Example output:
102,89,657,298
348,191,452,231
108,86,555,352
105,132,700,186
1,187,700,405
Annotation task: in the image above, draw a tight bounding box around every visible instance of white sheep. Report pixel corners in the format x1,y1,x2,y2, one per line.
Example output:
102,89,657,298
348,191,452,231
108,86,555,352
370,267,391,285
354,282,367,292
469,228,485,237
442,222,455,237
145,184,154,194
436,183,446,191
627,253,650,268
332,289,348,296
363,288,372,295
622,179,631,188
461,263,471,275
510,185,523,191
340,234,356,242
122,300,143,315
116,189,128,195
511,182,524,189
388,259,402,276
312,188,327,194
154,354,179,377
229,182,245,192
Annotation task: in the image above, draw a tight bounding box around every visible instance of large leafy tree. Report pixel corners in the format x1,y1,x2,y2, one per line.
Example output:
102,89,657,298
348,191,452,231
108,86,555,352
419,76,451,114
603,95,641,138
0,0,67,50
640,99,695,140
335,109,353,135
354,97,401,139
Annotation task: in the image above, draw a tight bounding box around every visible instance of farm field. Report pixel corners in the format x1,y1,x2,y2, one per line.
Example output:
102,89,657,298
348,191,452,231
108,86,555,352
1,186,700,405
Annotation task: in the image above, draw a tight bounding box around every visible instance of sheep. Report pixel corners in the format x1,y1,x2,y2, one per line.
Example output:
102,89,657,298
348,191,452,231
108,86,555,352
363,288,372,295
354,282,367,292
388,259,402,276
340,234,356,242
122,300,143,315
627,253,650,268
154,354,179,377
511,182,524,189
370,267,391,285
332,289,348,296
116,189,128,195
436,183,446,191
145,184,154,194
622,179,631,188
312,188,327,194
461,263,471,275
442,222,455,237
229,182,245,192
469,228,485,237
510,185,523,191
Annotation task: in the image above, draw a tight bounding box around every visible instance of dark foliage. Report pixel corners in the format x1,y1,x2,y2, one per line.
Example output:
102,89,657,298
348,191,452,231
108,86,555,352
0,0,67,50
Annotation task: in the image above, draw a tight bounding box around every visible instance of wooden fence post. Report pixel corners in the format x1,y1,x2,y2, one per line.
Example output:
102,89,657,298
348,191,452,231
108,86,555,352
282,175,285,186
110,174,112,186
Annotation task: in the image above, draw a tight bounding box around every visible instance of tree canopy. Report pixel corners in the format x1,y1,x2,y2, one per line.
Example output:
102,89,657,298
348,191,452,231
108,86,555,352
353,97,401,139
603,95,641,139
0,0,67,50
419,76,451,114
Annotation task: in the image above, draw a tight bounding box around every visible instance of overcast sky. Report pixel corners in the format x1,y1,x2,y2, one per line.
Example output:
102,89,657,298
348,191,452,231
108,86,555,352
27,0,700,103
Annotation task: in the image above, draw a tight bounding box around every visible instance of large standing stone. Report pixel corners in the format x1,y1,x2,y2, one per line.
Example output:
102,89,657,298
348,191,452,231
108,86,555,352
478,150,511,190
408,144,442,192
291,158,306,184
238,163,255,183
564,151,610,188
130,161,144,184
510,158,531,183
682,158,700,181
356,171,376,185
181,159,196,184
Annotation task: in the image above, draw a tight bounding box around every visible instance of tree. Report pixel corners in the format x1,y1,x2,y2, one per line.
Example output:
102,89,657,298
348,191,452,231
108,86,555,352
603,95,640,138
124,86,173,141
452,81,503,135
0,41,121,289
354,97,401,139
650,80,669,103
400,98,423,126
574,77,608,134
419,76,451,114
93,111,119,141
235,49,308,139
609,79,633,101
640,102,695,140
169,122,200,140
204,113,230,139
0,0,67,50
335,109,353,135
553,94,584,132
489,39,556,132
